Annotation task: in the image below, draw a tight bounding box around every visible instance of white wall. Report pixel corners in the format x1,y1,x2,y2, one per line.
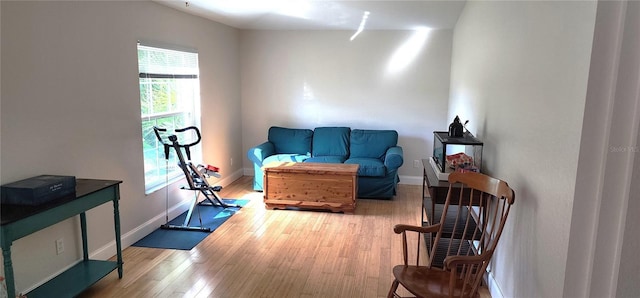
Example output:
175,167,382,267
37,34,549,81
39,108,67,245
563,1,627,296
619,118,640,297
449,1,597,297
567,1,640,297
240,30,453,180
1,1,241,293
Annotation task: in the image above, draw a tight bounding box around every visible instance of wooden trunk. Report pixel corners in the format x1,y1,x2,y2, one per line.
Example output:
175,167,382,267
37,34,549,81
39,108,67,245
263,162,359,213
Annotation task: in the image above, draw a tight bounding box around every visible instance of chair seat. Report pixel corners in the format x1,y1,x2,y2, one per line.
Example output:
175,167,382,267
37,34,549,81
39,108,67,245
392,265,475,298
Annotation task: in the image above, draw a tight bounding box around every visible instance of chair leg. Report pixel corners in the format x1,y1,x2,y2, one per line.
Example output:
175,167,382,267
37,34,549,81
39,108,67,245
388,279,400,298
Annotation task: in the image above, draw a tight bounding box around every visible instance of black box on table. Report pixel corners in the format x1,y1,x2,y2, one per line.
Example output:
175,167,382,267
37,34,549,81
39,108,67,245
1,175,76,205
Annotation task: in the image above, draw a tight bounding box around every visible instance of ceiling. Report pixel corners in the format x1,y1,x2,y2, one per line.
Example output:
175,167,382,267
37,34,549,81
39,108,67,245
155,0,466,30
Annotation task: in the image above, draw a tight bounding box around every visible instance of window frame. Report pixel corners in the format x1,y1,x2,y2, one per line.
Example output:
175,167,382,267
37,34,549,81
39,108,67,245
137,43,202,194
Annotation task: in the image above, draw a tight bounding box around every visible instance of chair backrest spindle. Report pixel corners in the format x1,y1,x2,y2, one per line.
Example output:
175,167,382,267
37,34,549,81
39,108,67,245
430,172,515,294
389,171,515,298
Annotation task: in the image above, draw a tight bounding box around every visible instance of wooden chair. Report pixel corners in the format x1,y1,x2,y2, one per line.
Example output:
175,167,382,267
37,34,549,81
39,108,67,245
388,172,515,298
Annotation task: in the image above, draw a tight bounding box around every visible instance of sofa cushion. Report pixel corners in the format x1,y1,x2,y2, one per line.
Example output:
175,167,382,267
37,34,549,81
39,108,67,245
312,127,350,158
268,126,313,155
350,129,398,159
304,155,347,163
345,158,386,177
263,154,310,164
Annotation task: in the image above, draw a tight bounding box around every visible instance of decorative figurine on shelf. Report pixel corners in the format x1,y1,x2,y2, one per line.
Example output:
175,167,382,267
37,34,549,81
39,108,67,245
463,119,470,135
448,115,464,138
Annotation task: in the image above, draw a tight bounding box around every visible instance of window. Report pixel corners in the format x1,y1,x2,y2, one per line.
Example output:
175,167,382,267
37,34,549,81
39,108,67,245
138,43,201,193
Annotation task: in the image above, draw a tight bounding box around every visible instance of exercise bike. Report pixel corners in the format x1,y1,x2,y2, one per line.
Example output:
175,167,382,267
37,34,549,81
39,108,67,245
153,125,239,232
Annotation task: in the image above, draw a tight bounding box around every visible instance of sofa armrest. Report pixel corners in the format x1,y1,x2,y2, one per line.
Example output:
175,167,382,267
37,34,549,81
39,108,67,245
384,146,404,170
247,141,275,166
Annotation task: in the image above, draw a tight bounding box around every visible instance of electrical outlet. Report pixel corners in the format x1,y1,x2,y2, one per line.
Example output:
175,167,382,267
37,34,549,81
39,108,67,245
413,160,420,168
230,158,233,166
55,238,64,255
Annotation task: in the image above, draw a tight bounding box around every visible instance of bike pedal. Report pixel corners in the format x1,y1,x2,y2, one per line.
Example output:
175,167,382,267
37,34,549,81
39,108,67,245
212,186,222,192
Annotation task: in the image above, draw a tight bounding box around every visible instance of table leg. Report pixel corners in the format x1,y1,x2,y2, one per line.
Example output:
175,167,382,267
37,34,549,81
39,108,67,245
422,168,427,225
2,244,15,298
80,212,89,261
113,188,123,278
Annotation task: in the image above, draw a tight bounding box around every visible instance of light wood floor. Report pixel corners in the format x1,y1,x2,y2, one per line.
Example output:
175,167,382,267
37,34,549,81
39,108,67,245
80,176,489,297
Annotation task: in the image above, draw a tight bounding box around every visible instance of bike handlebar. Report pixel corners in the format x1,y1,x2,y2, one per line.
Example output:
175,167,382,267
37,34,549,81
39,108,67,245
153,126,202,148
174,126,201,147
152,126,167,144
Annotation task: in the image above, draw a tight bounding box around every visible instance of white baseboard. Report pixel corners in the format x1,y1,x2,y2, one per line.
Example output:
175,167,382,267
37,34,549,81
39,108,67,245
20,168,265,294
243,167,254,176
219,168,245,188
89,167,245,260
487,270,505,298
89,200,189,260
19,259,82,294
398,175,422,185
23,199,193,294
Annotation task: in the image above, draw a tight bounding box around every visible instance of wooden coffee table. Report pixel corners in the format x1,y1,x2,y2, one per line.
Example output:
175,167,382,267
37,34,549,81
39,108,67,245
262,162,359,213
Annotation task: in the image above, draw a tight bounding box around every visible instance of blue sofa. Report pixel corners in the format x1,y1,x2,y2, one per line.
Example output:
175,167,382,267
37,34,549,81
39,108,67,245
247,126,404,198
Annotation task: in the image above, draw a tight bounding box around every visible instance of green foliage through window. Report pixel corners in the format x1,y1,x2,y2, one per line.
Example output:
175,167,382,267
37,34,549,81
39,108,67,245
138,44,201,193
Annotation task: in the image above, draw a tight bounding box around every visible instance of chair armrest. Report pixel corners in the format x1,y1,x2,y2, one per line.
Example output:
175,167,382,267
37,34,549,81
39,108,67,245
247,141,275,166
384,146,404,170
393,223,441,234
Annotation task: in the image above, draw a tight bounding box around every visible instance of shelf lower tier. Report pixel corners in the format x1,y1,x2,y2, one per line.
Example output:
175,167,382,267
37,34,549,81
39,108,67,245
423,235,476,268
27,259,119,298
423,197,480,240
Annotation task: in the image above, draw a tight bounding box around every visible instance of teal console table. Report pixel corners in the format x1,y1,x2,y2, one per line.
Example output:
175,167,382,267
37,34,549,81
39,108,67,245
0,179,123,298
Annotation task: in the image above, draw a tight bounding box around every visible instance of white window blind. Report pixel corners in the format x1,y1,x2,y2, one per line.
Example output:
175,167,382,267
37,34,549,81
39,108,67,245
138,44,201,194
